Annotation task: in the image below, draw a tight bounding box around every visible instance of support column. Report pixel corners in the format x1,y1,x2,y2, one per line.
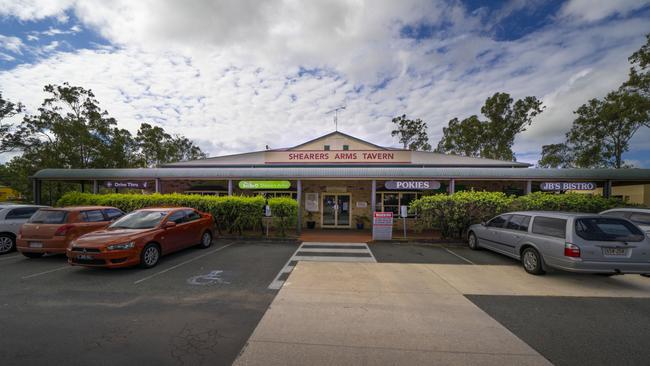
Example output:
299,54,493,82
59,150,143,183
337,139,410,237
80,181,85,193
371,179,376,220
603,180,612,198
155,178,161,194
449,179,456,194
525,180,532,195
92,180,99,194
296,180,302,236
32,179,42,205
228,179,233,196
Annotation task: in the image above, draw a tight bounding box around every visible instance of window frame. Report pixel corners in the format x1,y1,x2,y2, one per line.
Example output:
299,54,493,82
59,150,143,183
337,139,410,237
487,214,511,229
324,145,330,151
531,216,567,239
166,210,188,224
374,191,420,218
505,214,531,232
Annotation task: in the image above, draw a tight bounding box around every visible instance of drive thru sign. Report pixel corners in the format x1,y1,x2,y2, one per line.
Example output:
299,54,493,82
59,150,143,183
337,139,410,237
372,212,393,241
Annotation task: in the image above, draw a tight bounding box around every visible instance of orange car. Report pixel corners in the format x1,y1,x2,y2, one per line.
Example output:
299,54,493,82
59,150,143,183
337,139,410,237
17,206,124,258
67,207,215,269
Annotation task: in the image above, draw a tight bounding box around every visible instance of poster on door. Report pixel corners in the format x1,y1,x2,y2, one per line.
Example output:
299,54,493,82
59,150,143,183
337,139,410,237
305,193,319,212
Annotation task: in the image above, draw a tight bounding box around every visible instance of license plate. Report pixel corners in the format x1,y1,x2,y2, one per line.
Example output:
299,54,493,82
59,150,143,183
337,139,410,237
29,242,43,248
603,248,626,256
77,254,94,260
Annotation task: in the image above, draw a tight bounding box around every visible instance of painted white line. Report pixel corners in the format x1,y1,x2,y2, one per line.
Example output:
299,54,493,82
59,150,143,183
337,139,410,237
297,248,371,253
292,256,375,262
267,244,303,290
0,253,21,262
365,243,378,263
22,265,70,279
444,248,476,265
301,242,368,246
133,243,234,285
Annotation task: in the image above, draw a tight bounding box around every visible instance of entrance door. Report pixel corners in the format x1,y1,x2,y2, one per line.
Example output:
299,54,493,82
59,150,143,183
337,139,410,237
321,194,351,228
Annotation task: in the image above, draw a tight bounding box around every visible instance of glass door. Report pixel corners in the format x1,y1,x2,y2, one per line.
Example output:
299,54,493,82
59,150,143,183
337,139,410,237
321,194,351,228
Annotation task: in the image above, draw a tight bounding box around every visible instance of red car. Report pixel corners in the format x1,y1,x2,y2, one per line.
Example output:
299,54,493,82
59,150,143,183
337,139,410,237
67,207,215,268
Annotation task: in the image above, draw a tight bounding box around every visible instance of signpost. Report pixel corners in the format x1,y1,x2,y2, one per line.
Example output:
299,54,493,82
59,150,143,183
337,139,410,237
372,212,393,241
384,180,441,190
400,205,408,239
540,182,597,191
238,180,291,190
104,181,149,189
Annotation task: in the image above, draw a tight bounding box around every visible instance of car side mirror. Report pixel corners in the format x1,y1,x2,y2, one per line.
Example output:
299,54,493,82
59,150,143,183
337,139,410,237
164,221,177,229
481,221,486,226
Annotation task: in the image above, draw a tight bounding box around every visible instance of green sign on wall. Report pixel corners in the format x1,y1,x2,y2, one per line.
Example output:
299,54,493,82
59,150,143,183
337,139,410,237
238,180,291,190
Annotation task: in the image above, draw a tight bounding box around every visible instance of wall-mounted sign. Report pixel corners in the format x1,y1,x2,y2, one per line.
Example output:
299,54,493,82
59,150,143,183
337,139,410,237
356,201,368,208
305,193,319,212
540,182,597,191
238,180,291,190
265,150,411,164
384,180,441,190
105,181,149,189
326,186,347,193
372,212,393,240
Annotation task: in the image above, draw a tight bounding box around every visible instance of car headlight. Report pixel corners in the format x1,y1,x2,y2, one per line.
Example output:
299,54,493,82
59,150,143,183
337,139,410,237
107,241,135,251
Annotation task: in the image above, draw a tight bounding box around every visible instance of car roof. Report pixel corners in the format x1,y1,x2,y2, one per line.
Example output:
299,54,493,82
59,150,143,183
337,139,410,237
49,206,118,211
136,207,193,211
504,211,599,219
601,208,650,214
0,204,48,209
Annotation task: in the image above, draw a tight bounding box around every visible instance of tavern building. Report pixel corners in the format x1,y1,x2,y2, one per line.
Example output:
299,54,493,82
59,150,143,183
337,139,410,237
32,131,650,232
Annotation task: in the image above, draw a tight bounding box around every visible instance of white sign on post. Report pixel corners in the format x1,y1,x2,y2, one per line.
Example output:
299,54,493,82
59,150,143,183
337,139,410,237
372,212,393,241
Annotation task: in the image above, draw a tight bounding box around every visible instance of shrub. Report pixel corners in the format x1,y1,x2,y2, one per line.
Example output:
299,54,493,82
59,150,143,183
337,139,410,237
268,197,299,237
57,192,266,235
511,192,627,213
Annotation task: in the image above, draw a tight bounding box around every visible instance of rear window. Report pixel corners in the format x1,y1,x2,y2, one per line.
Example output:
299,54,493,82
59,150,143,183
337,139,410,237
575,218,645,242
532,216,567,239
28,210,67,224
629,213,650,226
5,207,40,219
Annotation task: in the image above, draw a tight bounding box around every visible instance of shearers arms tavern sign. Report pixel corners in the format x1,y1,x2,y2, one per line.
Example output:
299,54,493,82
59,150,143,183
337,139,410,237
265,150,411,164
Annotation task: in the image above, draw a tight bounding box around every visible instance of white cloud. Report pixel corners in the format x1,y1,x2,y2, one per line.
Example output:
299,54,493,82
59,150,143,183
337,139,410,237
0,34,24,54
559,0,650,23
0,0,648,166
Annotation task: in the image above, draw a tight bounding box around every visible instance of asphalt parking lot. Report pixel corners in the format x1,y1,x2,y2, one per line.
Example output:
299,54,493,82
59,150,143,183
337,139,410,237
1,241,649,366
0,241,297,366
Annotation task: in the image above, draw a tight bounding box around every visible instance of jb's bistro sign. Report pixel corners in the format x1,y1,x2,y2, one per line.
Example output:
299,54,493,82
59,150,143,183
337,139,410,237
540,182,597,191
265,150,411,164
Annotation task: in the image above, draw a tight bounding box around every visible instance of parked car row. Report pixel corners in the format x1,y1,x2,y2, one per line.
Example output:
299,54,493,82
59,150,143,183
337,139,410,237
0,204,215,269
468,209,650,276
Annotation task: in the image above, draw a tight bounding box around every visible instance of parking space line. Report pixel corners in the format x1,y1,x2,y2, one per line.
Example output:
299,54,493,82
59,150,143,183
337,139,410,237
133,242,234,285
21,265,71,279
0,254,21,262
444,248,476,265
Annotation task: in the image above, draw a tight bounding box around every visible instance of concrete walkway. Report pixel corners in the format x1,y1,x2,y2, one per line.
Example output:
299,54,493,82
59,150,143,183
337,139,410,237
235,262,553,365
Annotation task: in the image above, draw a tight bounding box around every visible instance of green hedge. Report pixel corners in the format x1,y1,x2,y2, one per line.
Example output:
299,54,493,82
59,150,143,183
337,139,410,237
57,192,273,235
268,197,299,237
410,191,631,239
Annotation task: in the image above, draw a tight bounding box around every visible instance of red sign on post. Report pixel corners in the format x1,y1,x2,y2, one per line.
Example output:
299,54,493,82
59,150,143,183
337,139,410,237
372,212,394,240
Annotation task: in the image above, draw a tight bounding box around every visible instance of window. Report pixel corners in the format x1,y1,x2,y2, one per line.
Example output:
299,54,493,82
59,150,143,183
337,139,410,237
184,209,201,222
531,217,567,238
487,215,510,228
5,207,39,220
81,210,106,222
258,191,298,200
28,210,67,224
629,213,650,226
103,208,124,220
506,215,531,232
602,211,629,219
575,218,644,242
324,145,330,151
374,192,421,217
167,211,187,224
110,210,168,229
343,145,349,151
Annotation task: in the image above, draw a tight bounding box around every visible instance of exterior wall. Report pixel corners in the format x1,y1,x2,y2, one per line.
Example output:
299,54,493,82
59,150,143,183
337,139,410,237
301,180,373,229
294,135,380,151
585,184,649,205
160,180,229,194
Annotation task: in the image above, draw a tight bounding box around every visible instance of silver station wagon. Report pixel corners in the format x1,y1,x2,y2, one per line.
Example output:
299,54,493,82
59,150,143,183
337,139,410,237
467,211,650,275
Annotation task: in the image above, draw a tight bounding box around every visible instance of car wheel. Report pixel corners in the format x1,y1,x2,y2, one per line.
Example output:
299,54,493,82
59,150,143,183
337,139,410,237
140,243,161,269
467,232,479,250
199,231,212,249
521,247,545,275
641,274,650,278
0,234,15,254
21,252,44,259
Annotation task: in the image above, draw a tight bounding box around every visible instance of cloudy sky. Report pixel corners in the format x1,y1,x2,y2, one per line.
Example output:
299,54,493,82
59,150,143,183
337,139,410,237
0,0,649,166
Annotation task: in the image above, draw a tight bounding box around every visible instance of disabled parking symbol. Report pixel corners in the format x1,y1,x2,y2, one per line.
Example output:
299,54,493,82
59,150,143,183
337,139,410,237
187,270,231,286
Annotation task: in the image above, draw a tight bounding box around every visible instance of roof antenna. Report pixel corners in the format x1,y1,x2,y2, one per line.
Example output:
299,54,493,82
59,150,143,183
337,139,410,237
328,106,346,131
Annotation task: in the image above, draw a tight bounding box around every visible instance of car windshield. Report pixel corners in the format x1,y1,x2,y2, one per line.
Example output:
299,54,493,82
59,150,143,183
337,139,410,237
575,217,645,242
108,211,168,229
28,210,67,224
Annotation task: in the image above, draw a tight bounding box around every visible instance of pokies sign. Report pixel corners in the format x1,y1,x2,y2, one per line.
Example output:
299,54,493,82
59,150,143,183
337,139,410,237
384,180,441,190
540,182,597,191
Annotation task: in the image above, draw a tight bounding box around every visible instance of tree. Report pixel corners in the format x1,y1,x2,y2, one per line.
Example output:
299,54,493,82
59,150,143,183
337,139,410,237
624,33,649,97
135,122,206,167
0,92,24,153
436,92,544,161
537,143,573,168
390,114,432,151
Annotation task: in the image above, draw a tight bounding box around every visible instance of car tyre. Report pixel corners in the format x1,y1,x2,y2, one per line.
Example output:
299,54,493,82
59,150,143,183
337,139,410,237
467,232,479,250
521,247,545,275
198,231,212,249
21,252,44,259
641,274,650,278
140,243,161,269
0,234,15,254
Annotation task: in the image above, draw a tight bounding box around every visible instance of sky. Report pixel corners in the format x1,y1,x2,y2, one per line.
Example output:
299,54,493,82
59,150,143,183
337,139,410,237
0,0,649,166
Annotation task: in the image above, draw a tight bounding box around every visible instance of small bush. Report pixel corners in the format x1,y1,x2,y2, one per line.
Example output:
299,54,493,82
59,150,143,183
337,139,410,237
268,197,299,237
511,192,626,213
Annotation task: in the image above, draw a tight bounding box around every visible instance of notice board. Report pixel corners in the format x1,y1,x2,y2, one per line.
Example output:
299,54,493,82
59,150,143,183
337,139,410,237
372,212,393,241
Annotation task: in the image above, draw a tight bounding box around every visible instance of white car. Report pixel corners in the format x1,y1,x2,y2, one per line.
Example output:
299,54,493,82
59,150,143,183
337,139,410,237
600,208,650,233
0,204,48,254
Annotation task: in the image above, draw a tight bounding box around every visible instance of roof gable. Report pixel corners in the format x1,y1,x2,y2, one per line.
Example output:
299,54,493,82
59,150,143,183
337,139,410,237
290,131,388,151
